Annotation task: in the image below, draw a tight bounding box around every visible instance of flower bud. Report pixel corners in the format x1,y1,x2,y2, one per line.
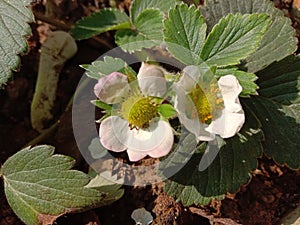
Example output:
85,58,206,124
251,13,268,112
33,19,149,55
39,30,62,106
137,62,167,97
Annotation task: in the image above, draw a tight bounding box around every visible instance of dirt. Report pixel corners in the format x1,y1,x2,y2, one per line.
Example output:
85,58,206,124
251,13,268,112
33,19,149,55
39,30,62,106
0,0,299,225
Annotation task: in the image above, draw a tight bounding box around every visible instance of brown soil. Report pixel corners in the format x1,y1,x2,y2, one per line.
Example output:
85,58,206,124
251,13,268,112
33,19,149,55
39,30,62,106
0,0,299,225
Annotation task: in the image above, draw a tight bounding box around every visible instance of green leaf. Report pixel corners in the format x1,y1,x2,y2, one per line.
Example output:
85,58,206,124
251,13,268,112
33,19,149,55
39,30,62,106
115,9,163,52
216,68,258,97
164,4,207,65
85,171,124,207
70,8,131,40
0,0,34,87
258,55,300,105
130,0,179,23
123,65,137,82
200,13,271,67
200,0,298,73
0,145,104,225
164,107,263,206
158,104,177,119
159,132,198,180
242,55,300,169
164,144,225,206
244,98,300,169
246,16,297,73
81,56,127,79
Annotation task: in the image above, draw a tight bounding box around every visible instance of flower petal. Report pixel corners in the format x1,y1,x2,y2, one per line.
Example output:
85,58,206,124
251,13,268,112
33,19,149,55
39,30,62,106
137,62,167,97
99,116,127,152
218,75,243,112
138,77,167,97
197,127,215,141
177,65,201,92
123,119,173,155
206,109,245,138
206,75,245,138
173,85,200,135
173,84,214,141
126,150,148,162
102,117,174,161
94,72,130,104
147,121,174,158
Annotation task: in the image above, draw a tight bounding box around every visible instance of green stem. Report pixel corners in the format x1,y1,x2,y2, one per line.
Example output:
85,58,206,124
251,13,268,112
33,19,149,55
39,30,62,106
24,121,60,147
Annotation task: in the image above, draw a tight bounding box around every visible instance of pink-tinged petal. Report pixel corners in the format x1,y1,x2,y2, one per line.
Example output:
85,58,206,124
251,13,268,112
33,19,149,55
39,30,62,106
123,119,173,154
126,120,174,161
94,72,130,104
205,75,245,138
137,62,167,97
99,116,127,152
126,150,148,162
147,121,174,158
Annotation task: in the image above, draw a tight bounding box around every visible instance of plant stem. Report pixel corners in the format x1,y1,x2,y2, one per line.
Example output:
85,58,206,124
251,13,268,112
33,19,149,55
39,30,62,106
24,9,115,146
23,77,93,148
33,11,70,30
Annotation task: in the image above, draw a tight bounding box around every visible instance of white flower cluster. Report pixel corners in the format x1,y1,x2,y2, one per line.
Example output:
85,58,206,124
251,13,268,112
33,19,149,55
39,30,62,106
94,63,245,162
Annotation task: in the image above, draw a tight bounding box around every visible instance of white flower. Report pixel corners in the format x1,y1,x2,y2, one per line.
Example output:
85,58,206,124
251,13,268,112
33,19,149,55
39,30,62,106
94,63,173,161
99,116,173,161
174,65,245,141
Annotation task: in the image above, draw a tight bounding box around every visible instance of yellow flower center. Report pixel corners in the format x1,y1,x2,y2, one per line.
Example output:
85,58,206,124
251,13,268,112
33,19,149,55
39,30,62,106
189,82,223,124
121,95,158,129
